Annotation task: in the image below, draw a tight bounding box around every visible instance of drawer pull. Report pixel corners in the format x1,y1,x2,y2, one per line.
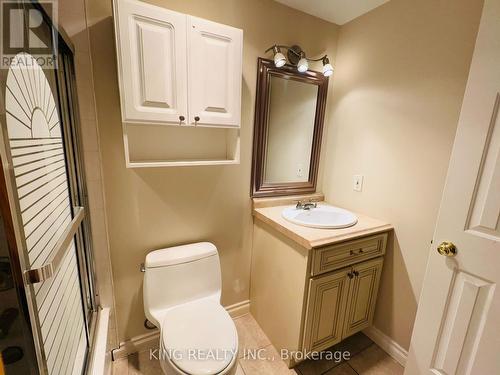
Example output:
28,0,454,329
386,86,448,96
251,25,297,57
312,233,388,276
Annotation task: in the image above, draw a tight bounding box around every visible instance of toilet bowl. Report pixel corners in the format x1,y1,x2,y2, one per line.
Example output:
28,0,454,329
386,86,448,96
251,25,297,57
143,242,238,375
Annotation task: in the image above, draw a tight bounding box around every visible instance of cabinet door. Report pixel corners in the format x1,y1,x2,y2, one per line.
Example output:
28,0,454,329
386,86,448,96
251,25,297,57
343,257,383,338
188,16,243,127
303,267,350,352
114,0,188,124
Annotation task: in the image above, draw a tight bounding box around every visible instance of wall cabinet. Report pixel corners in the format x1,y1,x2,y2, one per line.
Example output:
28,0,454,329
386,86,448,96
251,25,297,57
188,16,242,127
113,0,243,166
114,0,188,125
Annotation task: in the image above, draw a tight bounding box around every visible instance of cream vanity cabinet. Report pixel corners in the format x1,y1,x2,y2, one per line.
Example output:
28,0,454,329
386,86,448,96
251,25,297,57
113,0,242,127
304,256,384,352
251,215,390,367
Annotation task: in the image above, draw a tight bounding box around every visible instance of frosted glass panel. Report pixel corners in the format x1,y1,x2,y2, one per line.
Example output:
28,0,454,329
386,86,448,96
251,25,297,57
5,52,87,375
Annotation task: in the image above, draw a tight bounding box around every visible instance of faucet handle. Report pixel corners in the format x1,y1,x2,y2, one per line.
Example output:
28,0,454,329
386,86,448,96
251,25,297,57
296,200,304,209
308,198,318,208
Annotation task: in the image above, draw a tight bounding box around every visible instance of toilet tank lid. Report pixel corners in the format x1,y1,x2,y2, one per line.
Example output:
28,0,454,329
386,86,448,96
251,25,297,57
145,242,217,268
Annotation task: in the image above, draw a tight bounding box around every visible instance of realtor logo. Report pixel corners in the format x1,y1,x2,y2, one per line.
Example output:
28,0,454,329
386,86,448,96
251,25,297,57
1,1,57,69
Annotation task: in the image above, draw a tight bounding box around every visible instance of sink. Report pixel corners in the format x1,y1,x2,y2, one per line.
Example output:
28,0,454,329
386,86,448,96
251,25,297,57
282,204,358,229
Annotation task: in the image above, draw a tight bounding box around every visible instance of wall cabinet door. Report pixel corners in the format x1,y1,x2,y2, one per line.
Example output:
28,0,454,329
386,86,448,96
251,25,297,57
114,0,188,124
342,257,383,338
188,16,243,127
303,267,350,352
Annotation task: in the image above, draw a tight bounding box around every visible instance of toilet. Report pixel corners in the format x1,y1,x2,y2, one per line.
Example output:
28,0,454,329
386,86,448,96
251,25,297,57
143,242,238,375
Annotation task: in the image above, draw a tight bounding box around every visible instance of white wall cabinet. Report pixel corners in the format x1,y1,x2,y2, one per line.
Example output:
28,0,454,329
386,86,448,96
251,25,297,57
114,0,188,124
113,0,242,167
188,16,242,127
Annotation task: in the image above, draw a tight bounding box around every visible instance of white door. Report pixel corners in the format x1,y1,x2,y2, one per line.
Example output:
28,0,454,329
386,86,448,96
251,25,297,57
188,16,242,127
113,0,188,124
405,1,500,374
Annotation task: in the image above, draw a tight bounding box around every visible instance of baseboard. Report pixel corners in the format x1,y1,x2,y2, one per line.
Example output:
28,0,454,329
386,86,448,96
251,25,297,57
226,299,251,318
111,300,250,360
363,326,408,367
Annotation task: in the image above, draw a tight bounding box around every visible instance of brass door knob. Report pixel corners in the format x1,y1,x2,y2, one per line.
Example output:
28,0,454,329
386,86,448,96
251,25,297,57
437,241,457,257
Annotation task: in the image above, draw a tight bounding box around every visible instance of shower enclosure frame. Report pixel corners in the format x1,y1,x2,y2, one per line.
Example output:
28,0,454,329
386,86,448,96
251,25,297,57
0,2,99,374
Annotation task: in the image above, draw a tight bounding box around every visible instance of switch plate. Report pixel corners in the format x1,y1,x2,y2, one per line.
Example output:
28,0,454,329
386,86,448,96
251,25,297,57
297,164,304,178
353,175,363,192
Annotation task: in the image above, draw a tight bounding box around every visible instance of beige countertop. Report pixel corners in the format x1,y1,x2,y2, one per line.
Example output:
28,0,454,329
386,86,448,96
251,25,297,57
252,201,393,249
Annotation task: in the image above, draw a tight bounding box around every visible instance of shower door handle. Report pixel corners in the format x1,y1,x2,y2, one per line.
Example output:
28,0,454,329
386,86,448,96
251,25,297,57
25,207,85,284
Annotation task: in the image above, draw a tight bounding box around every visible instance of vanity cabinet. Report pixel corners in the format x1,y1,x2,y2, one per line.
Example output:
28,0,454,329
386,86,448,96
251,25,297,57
304,258,383,352
251,214,390,367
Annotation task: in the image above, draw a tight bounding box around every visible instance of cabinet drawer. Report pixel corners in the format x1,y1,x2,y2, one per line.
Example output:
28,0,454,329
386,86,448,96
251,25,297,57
312,233,388,276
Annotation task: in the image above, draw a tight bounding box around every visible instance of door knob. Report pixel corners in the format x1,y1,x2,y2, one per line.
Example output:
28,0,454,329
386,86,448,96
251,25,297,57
437,241,457,257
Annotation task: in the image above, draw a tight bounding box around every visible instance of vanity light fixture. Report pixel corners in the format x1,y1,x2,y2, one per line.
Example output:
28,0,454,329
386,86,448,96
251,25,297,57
265,44,333,76
322,57,334,77
272,46,286,67
297,55,309,73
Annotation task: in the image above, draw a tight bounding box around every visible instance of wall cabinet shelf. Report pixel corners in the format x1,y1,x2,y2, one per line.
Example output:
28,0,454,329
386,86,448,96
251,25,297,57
113,0,243,167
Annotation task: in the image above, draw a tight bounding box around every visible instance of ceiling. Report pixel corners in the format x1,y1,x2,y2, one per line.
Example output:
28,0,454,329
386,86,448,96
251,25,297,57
274,0,390,25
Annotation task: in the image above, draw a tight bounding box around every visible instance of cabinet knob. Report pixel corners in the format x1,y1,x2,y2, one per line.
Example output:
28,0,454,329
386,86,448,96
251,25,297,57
194,116,200,124
353,270,359,277
347,272,354,279
179,115,185,124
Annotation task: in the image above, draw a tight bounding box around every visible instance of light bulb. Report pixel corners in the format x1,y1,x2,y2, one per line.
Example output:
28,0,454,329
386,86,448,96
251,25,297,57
274,52,286,67
323,63,333,77
297,57,308,73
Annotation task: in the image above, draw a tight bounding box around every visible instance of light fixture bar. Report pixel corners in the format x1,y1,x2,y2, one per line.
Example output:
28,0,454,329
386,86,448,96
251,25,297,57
265,44,333,77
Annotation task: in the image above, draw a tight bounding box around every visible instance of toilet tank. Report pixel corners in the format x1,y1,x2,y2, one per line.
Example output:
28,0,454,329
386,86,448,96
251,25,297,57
143,242,222,326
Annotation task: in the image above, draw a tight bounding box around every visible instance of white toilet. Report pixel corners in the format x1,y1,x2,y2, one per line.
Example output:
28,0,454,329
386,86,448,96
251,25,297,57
143,242,238,375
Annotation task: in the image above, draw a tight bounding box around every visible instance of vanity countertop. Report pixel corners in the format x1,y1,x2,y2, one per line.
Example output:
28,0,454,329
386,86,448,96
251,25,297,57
252,201,393,249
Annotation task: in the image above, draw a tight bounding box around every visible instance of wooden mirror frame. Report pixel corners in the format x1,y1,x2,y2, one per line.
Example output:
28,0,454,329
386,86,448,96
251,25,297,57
251,58,329,197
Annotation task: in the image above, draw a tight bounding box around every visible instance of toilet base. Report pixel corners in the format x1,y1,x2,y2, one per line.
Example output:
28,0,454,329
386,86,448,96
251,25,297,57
158,337,238,375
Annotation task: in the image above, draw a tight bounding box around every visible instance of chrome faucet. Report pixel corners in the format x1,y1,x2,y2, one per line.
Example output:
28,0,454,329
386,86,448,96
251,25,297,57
296,199,317,210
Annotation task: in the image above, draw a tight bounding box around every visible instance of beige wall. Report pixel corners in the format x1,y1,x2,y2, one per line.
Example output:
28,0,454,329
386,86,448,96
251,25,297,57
84,0,339,342
321,0,484,349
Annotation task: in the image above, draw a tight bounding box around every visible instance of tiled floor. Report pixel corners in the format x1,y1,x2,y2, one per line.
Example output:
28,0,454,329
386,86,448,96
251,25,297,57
112,314,404,375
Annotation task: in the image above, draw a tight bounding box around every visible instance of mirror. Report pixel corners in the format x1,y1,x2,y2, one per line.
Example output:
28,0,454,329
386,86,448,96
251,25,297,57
251,58,328,197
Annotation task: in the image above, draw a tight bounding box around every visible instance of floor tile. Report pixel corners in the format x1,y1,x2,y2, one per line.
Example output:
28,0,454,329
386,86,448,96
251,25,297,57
239,345,296,375
324,363,358,375
112,357,128,375
234,314,271,358
348,345,404,375
127,350,163,375
294,333,372,375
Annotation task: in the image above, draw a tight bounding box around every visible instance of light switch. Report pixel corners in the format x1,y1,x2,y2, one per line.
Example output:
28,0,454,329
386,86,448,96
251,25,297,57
353,175,363,192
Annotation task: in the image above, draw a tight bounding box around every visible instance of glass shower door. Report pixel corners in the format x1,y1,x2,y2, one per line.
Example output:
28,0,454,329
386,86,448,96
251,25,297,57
0,4,96,375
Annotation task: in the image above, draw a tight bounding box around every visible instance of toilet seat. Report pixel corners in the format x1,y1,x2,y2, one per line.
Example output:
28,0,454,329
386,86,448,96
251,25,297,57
161,298,238,375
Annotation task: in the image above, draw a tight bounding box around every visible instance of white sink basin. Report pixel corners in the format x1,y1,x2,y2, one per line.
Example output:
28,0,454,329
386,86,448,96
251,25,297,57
282,204,358,229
